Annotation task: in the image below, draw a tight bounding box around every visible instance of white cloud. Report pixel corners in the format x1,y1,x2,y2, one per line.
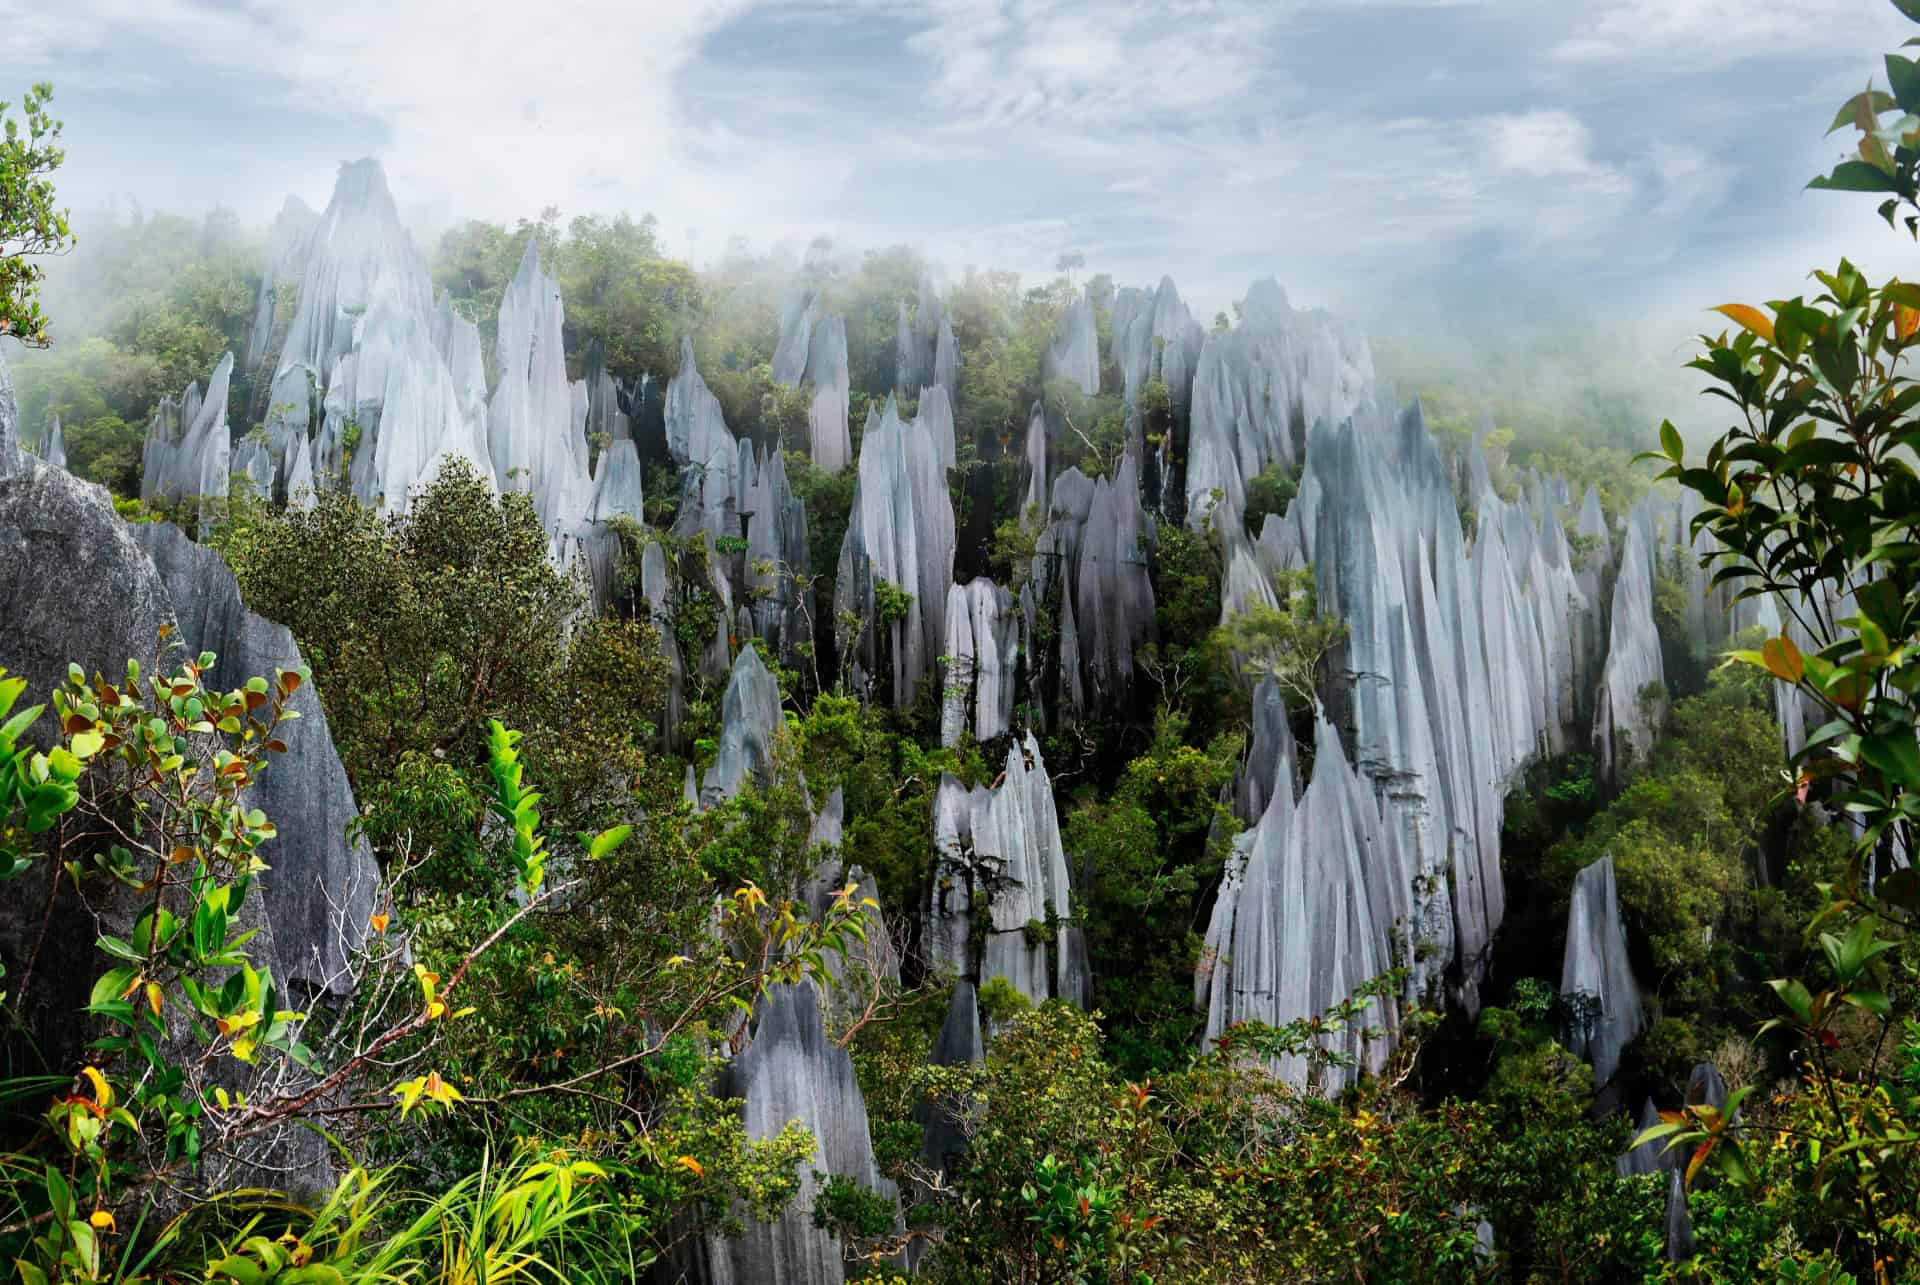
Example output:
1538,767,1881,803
1480,110,1604,177
1553,0,1910,68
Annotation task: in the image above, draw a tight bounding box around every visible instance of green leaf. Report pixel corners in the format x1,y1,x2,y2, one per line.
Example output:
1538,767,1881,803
90,967,136,1009
1660,419,1684,463
1898,0,1920,22
588,824,633,861
1891,53,1920,111
1768,977,1815,1023
1809,161,1904,193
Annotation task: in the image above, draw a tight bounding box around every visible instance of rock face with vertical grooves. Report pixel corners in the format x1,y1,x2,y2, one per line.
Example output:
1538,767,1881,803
1594,497,1667,787
142,352,235,531
488,239,588,546
772,288,852,473
264,161,441,492
925,735,1090,1006
666,337,741,544
940,577,1017,746
833,393,955,710
699,645,783,810
1559,853,1645,1087
1074,453,1156,707
1202,709,1393,1089
244,195,319,415
1044,290,1100,396
917,980,983,1171
703,980,897,1285
1112,276,1204,419
1203,389,1604,1063
1185,279,1376,532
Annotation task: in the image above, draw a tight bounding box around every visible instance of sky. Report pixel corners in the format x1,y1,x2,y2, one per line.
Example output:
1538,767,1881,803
8,0,1920,389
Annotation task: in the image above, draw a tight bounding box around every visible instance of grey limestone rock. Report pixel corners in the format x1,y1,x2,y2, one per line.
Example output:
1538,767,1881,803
916,979,983,1172
1593,498,1667,787
1074,452,1156,705
1665,1170,1696,1262
699,643,783,810
939,577,1017,747
666,338,741,544
1044,290,1100,396
1184,279,1376,532
488,239,589,542
925,735,1090,1006
705,981,897,1285
132,523,378,998
1559,853,1645,1087
244,195,320,425
832,393,955,710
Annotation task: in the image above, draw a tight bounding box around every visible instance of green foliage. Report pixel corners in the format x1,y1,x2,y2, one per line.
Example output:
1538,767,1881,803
1629,28,1920,1273
1212,566,1345,712
0,83,71,346
1240,460,1299,536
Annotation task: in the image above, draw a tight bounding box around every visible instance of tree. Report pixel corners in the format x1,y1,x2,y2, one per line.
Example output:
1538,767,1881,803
1635,5,1920,1272
1212,568,1345,712
1053,250,1086,284
0,83,71,346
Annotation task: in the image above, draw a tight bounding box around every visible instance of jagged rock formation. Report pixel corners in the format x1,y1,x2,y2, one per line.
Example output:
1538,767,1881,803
1074,454,1156,705
1594,497,1667,786
926,734,1091,1006
1020,400,1047,520
1111,276,1204,422
244,195,319,414
699,645,783,810
666,337,741,543
1559,853,1645,1087
232,434,274,499
833,393,955,710
141,353,235,529
132,522,378,995
1044,290,1100,396
26,413,66,470
488,239,588,542
940,577,1016,746
1200,709,1395,1090
697,981,897,1285
772,288,852,473
916,979,983,1172
1185,280,1376,532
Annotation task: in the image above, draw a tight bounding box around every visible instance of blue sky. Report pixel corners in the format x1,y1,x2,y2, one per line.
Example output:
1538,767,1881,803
8,0,1920,380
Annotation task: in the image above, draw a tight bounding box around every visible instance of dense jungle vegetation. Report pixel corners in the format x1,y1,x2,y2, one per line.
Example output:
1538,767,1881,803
3,5,1920,1276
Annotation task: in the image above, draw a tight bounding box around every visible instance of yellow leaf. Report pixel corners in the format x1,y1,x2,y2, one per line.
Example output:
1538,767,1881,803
370,912,389,934
145,982,163,1017
676,1155,705,1179
1712,303,1776,343
1900,305,1920,342
80,1066,111,1110
89,1210,116,1233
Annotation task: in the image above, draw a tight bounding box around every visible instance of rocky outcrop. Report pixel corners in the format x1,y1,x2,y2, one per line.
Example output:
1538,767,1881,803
1074,453,1156,706
916,979,983,1172
142,352,235,530
699,644,784,810
926,735,1090,1006
703,981,897,1285
488,239,589,543
772,289,852,474
263,160,441,494
1559,853,1645,1087
1184,279,1376,531
1594,498,1667,787
1044,290,1100,396
833,393,955,710
26,413,66,471
1112,277,1205,443
666,337,741,544
244,195,319,414
1200,709,1395,1089
940,577,1016,747
132,523,378,996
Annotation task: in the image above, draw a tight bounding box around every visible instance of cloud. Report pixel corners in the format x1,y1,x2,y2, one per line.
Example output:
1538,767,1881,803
1552,0,1910,68
1480,110,1606,178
